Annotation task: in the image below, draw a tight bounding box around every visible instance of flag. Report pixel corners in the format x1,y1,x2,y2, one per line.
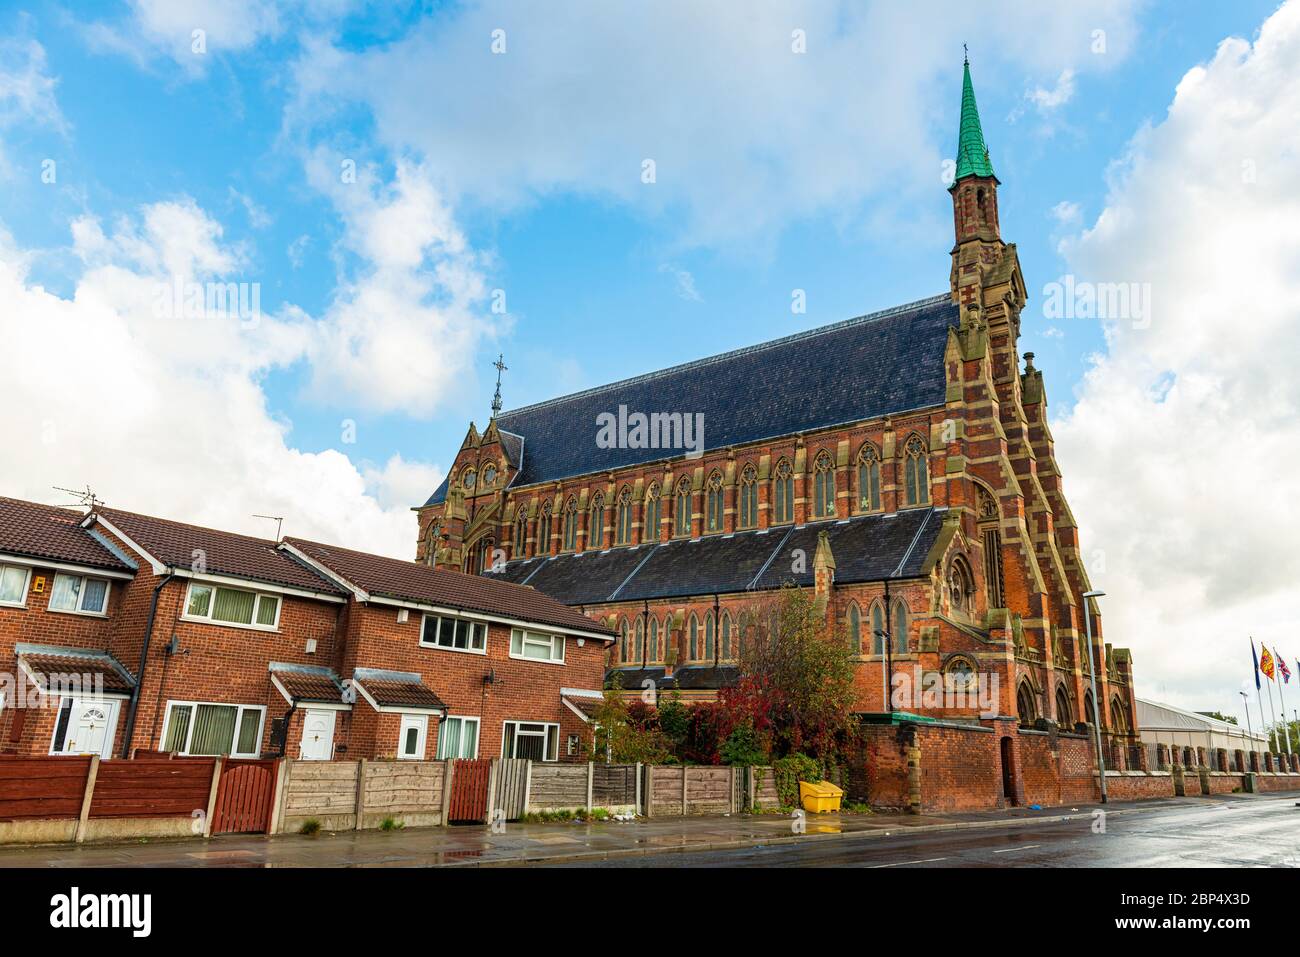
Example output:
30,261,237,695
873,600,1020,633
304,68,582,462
1280,655,1293,684
1252,638,1262,690
1260,644,1277,681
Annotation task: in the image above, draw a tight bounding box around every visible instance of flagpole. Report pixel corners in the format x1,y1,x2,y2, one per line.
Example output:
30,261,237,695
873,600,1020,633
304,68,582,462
1252,637,1267,766
1278,657,1293,755
1264,672,1279,755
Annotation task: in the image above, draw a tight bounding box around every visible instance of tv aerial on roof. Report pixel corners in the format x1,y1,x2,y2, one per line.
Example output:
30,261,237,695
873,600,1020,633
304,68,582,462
52,484,103,509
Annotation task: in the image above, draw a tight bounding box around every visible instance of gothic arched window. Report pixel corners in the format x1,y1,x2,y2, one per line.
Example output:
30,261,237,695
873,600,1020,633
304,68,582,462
1056,686,1073,727
903,434,930,506
689,613,700,660
704,612,715,659
424,520,442,567
1017,682,1038,728
721,612,732,659
513,509,528,559
857,444,881,512
634,616,644,661
589,491,606,550
649,616,660,661
538,501,553,554
562,496,579,551
870,602,886,655
482,463,497,488
616,486,633,545
772,459,794,524
739,464,758,529
619,618,629,663
892,599,910,655
812,451,835,518
1110,697,1130,734
948,556,975,615
674,477,692,538
705,471,724,532
848,602,862,654
643,482,661,544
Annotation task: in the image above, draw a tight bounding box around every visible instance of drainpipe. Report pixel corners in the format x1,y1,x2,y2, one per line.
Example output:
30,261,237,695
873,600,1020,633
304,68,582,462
120,572,174,758
276,702,298,758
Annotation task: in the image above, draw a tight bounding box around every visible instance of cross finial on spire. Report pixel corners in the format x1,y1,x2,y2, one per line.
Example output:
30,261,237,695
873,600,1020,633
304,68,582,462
490,353,508,419
963,43,968,65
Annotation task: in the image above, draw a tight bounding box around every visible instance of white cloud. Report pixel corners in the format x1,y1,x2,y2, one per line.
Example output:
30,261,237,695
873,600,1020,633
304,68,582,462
1028,68,1077,111
0,199,439,558
659,263,701,302
0,36,66,132
1051,0,1300,718
1050,200,1082,227
286,1,1141,247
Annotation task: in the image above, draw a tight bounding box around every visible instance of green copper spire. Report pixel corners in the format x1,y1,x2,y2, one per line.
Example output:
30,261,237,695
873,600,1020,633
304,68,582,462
954,55,996,181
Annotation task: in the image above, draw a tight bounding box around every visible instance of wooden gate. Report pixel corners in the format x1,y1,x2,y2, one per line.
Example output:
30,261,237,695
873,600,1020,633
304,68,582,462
494,758,528,821
211,759,278,835
448,758,492,823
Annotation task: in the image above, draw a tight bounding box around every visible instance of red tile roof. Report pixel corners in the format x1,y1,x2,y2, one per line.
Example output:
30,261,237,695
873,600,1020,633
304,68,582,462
271,668,344,704
358,677,447,711
19,651,134,693
0,497,133,573
284,537,614,638
93,506,345,596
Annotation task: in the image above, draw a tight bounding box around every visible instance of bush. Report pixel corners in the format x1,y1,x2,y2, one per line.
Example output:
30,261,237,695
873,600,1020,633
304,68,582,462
720,723,769,767
379,816,404,831
298,818,322,836
771,753,822,808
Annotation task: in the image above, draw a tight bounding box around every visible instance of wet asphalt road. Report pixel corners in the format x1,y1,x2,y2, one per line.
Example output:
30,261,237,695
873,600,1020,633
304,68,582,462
543,796,1300,867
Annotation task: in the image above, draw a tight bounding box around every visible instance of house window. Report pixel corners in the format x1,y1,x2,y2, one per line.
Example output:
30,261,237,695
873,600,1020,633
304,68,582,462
848,602,862,654
510,628,565,663
673,477,692,537
0,563,31,607
399,714,428,760
162,701,265,757
903,435,930,506
857,445,881,511
502,721,559,761
643,483,661,543
705,471,724,532
437,716,482,759
739,465,758,529
589,492,606,550
772,460,794,524
616,487,634,545
567,734,579,757
812,451,835,518
48,574,111,616
184,582,279,629
421,614,488,653
562,497,579,551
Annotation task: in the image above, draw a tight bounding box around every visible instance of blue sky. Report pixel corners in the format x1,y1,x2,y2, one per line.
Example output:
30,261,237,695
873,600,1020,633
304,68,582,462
1,1,1298,715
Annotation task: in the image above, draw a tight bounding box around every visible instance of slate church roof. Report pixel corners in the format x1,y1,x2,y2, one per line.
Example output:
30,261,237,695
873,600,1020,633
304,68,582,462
483,508,945,604
424,293,957,505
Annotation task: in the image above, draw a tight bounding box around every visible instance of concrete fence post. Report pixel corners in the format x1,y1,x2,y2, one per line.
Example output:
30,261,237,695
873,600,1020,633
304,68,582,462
440,759,454,825
203,756,223,838
267,758,287,835
645,764,654,819
1171,762,1186,797
74,755,100,844
635,762,642,816
586,762,594,812
747,766,755,810
523,759,533,815
681,766,689,816
485,758,499,825
354,758,367,830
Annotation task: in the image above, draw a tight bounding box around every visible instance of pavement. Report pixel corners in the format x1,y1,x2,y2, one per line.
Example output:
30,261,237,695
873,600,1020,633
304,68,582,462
2,792,1295,867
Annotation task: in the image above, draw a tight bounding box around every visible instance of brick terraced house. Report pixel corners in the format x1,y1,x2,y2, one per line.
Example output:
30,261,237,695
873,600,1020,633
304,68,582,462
416,62,1142,762
0,496,613,763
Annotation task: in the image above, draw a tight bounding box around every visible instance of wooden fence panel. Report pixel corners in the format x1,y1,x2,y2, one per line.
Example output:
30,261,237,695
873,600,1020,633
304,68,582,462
592,764,637,808
211,759,277,835
751,766,780,809
527,763,588,810
0,756,92,821
494,758,528,820
448,758,492,822
650,765,684,816
89,758,215,819
361,760,446,826
685,766,732,815
279,760,360,831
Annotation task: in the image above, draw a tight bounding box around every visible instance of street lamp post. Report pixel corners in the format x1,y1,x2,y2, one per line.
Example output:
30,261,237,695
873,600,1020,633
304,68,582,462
1082,589,1107,804
1239,691,1254,766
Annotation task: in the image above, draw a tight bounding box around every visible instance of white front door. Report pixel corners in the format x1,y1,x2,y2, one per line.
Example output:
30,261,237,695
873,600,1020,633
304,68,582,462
398,714,428,760
55,698,120,758
299,710,336,761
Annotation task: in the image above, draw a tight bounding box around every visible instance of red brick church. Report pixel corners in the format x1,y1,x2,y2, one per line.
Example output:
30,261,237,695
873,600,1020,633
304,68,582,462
416,62,1140,758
